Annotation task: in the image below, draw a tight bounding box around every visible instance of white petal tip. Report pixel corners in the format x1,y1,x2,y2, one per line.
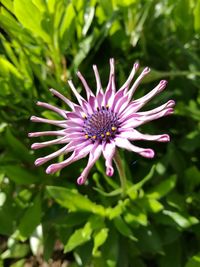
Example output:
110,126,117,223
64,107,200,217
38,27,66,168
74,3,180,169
30,116,36,121
143,67,151,74
134,62,139,69
110,58,114,63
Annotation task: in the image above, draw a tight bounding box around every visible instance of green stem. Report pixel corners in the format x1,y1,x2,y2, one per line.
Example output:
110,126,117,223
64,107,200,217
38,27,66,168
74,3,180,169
114,151,127,196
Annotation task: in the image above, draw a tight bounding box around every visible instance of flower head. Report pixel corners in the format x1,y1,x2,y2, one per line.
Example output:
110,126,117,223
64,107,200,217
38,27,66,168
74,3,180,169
29,59,175,185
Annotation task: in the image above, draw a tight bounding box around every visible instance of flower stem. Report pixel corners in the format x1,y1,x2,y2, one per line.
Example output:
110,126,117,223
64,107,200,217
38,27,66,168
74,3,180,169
114,151,127,196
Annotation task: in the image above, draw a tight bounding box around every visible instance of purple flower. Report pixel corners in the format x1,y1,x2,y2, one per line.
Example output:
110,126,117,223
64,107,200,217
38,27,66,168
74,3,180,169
29,59,175,185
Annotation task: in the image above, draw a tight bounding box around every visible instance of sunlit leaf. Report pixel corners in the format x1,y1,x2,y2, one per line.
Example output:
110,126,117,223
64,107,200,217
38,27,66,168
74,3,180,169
47,186,105,216
17,194,42,240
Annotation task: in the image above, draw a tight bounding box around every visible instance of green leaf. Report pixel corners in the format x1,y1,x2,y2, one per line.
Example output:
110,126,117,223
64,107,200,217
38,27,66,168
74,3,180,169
136,226,163,254
158,240,181,267
184,166,200,191
82,6,95,36
4,128,33,164
13,0,50,43
193,0,200,32
163,210,199,229
106,199,130,220
185,253,200,267
0,0,14,12
147,175,177,199
92,228,109,257
138,197,164,213
124,207,148,227
0,192,6,207
64,215,103,253
43,227,56,261
127,165,156,199
17,194,42,240
1,243,29,260
59,2,76,50
2,165,40,185
47,186,105,216
10,259,26,267
114,216,137,241
0,56,22,78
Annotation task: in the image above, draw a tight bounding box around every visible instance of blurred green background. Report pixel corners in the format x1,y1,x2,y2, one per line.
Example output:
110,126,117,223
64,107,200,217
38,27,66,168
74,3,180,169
0,0,200,266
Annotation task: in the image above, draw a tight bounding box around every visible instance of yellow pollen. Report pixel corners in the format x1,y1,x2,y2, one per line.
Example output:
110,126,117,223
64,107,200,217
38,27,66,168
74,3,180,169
112,126,117,131
106,132,111,136
92,135,97,139
85,134,89,139
82,113,87,119
101,134,105,138
106,104,109,109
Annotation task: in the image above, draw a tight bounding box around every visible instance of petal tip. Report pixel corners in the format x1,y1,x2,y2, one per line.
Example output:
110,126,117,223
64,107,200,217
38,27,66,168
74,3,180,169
143,67,151,74
134,62,139,69
77,176,85,185
31,143,38,149
140,149,155,158
106,167,114,177
35,158,43,166
167,100,176,108
30,116,36,121
159,134,170,142
46,165,53,174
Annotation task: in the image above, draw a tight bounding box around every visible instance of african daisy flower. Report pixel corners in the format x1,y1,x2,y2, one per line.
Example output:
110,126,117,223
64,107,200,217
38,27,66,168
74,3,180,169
29,59,175,185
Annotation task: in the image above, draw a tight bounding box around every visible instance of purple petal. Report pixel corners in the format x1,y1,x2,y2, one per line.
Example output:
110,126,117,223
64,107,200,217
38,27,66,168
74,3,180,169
120,108,174,129
119,62,139,93
103,58,115,105
31,136,69,150
36,101,68,119
34,144,69,166
127,67,151,100
77,143,102,185
118,129,170,142
28,130,66,137
46,142,94,174
77,71,95,100
115,137,155,158
102,141,116,177
93,64,103,95
30,116,67,128
49,88,76,110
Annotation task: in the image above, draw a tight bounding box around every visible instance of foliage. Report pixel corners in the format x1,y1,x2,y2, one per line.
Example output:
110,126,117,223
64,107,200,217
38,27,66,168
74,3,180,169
0,0,200,266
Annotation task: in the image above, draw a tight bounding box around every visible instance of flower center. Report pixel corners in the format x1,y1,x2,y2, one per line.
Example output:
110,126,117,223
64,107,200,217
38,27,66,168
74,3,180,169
83,107,119,141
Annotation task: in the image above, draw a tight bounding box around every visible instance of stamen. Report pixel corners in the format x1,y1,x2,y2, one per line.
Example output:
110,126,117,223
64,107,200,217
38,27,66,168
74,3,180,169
106,104,109,109
82,113,87,119
83,108,120,141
